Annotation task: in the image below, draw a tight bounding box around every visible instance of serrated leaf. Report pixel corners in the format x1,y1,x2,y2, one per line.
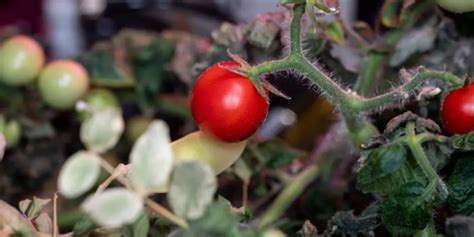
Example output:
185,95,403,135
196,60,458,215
19,197,51,220
77,49,135,88
322,202,381,237
81,188,143,228
448,152,474,216
359,143,407,180
58,151,101,199
382,181,433,236
129,120,173,194
80,108,124,154
168,161,217,220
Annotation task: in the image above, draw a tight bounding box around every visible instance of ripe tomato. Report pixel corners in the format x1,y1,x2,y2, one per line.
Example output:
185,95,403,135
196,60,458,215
191,62,269,142
0,35,45,86
38,60,89,109
441,83,474,134
437,0,474,13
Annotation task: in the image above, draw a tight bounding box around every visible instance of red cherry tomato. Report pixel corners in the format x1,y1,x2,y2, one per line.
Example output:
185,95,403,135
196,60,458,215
441,83,474,134
190,62,269,142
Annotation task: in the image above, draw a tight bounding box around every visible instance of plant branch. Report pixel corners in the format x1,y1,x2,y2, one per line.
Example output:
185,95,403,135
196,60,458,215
258,165,319,228
354,70,463,112
98,159,189,229
289,3,305,55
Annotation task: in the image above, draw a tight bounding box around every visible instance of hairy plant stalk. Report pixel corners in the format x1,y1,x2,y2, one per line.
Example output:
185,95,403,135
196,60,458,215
258,165,319,228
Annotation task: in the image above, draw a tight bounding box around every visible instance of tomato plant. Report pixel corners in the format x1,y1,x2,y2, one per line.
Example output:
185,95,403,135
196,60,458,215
38,60,89,109
5,1,474,237
191,62,269,142
0,35,44,86
441,83,474,134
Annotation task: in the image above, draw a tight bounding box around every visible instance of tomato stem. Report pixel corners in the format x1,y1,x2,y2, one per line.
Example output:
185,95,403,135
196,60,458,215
245,3,463,147
258,165,319,228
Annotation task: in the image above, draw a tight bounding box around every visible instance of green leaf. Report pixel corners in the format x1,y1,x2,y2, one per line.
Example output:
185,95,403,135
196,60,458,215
132,38,175,107
122,211,150,237
58,151,101,199
357,144,428,196
414,222,442,237
242,139,304,169
322,202,381,237
381,181,433,236
245,17,280,49
359,143,407,180
80,108,124,154
129,120,173,194
172,203,240,237
19,197,51,220
448,152,474,216
72,216,97,237
81,188,143,228
77,49,135,88
168,161,217,220
326,21,345,46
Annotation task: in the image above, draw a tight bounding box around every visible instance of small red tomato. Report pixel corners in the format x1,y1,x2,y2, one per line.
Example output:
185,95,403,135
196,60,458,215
441,83,474,134
191,62,269,142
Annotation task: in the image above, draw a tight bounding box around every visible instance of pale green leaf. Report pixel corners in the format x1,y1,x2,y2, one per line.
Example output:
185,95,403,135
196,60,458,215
129,120,173,194
80,108,124,154
58,151,101,198
168,161,217,220
81,188,143,228
19,197,51,220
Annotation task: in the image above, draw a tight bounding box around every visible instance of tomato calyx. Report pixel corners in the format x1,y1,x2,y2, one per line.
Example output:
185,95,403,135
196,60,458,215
222,50,290,101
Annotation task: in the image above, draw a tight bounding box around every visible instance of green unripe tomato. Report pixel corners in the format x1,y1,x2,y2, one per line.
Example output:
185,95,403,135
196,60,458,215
157,130,246,193
38,60,89,109
171,130,247,174
437,0,474,13
0,116,21,148
0,35,45,86
126,116,153,143
79,88,119,120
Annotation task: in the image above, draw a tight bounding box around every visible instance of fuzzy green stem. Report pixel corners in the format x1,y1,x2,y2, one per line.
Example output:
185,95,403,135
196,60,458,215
290,4,305,55
404,122,448,199
353,70,463,112
258,165,319,228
